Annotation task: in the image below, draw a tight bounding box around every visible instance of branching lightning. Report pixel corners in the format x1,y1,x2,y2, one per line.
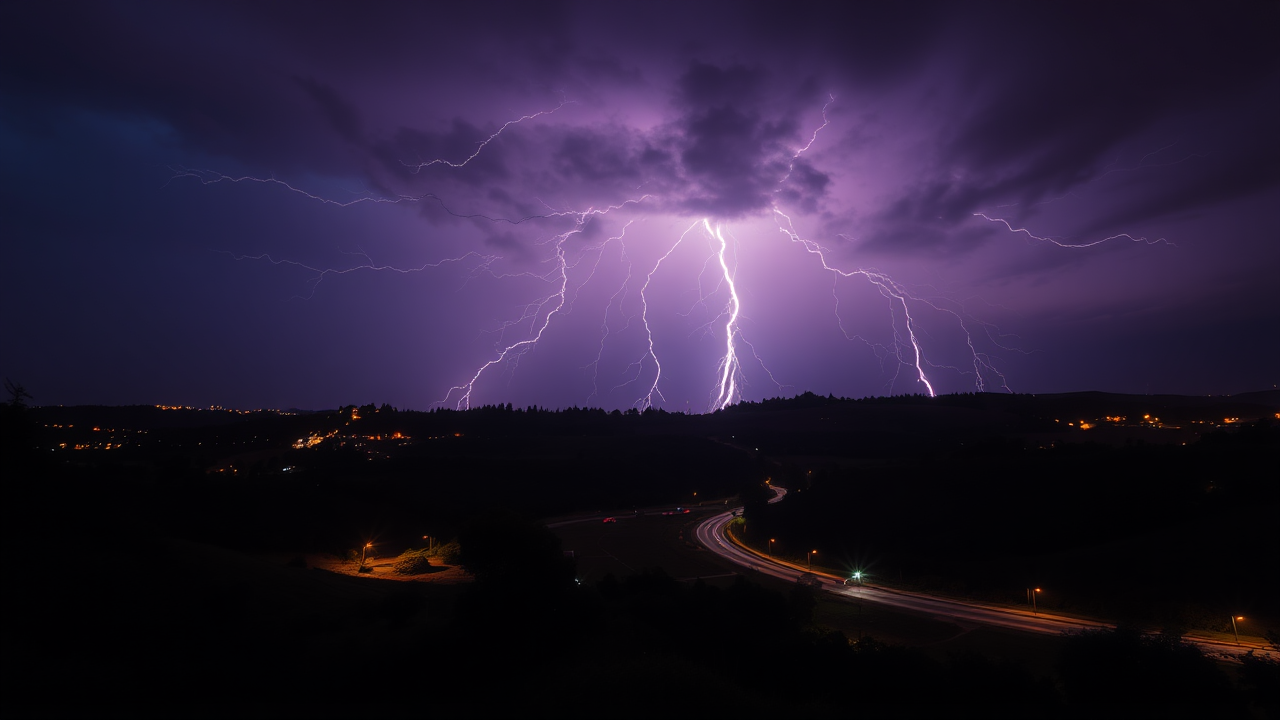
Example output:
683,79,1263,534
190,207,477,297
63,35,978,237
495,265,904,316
439,200,648,410
973,212,1173,248
402,99,571,172
623,219,702,411
776,93,834,187
972,143,1189,248
709,219,743,411
186,93,1161,411
216,250,499,300
773,208,1020,396
170,167,415,208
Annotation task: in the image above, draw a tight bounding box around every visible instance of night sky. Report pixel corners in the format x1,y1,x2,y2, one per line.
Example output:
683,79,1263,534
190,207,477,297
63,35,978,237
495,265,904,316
2,1,1277,412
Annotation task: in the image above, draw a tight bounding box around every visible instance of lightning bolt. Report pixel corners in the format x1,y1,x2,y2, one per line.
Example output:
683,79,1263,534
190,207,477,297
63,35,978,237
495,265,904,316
584,245,633,407
973,212,1174,248
439,231,574,411
972,142,1193,248
187,95,1056,411
438,201,644,410
403,98,572,172
774,208,1018,397
624,219,702,411
776,93,834,188
172,164,635,227
669,94,832,411
709,219,743,411
216,250,499,300
169,167,415,208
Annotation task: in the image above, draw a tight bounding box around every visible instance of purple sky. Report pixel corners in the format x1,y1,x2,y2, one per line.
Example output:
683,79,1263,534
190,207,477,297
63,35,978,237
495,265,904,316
2,1,1277,411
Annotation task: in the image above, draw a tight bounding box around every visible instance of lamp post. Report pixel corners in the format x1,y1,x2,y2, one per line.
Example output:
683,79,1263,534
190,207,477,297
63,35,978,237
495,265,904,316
1027,587,1040,615
768,538,775,557
361,541,373,567
808,549,817,572
1231,616,1244,645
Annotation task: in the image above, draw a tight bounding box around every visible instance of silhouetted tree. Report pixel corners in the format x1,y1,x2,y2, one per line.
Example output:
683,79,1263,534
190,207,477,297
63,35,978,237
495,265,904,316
1237,651,1280,719
5,378,31,408
1,378,37,469
1057,627,1241,718
456,509,575,591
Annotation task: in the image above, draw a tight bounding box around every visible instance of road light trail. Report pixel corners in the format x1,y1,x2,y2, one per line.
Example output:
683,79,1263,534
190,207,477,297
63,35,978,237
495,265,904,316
696,496,1276,662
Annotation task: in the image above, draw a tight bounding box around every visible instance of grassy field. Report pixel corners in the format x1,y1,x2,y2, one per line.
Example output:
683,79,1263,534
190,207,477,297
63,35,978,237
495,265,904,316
553,509,735,584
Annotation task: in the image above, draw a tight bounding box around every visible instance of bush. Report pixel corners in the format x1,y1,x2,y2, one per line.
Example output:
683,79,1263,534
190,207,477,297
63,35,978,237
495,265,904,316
1237,651,1280,718
457,511,574,589
434,540,461,565
1057,627,1238,717
393,548,433,575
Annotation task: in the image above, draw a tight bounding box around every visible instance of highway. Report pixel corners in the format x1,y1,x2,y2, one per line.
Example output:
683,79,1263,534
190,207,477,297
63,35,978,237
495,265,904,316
695,492,1277,663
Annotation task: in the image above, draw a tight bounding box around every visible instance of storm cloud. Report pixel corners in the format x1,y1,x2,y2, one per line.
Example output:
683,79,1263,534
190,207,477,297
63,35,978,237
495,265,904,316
2,0,1276,410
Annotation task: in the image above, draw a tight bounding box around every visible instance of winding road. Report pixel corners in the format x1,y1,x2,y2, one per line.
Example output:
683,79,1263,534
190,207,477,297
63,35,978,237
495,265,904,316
695,489,1276,662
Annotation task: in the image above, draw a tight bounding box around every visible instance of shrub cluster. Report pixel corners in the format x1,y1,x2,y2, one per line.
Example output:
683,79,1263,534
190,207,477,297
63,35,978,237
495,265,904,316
391,540,462,574
392,548,433,575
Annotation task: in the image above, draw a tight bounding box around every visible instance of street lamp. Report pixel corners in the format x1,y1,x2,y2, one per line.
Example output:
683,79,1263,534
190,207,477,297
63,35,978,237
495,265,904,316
1026,587,1041,615
851,571,863,586
361,541,373,567
808,549,817,572
1231,616,1244,645
768,538,775,557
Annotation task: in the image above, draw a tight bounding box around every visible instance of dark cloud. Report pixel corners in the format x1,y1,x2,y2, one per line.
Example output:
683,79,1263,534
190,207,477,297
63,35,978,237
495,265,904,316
663,63,829,218
741,2,949,88
395,60,838,221
1072,148,1280,239
678,106,780,216
375,121,511,186
678,62,768,110
823,2,1279,257
855,175,989,255
0,3,364,177
2,1,1276,409
483,231,524,255
553,128,643,183
293,76,364,145
573,53,646,88
774,160,830,214
483,187,545,221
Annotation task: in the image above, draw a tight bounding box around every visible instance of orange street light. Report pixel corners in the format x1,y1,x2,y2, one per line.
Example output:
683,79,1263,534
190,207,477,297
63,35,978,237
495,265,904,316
1027,587,1041,615
808,549,817,572
769,538,775,557
1231,616,1244,645
361,541,373,567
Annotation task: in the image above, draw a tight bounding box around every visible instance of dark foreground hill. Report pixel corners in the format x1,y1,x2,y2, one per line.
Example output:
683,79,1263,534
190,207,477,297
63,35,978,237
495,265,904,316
2,390,1278,718
5,389,1276,555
